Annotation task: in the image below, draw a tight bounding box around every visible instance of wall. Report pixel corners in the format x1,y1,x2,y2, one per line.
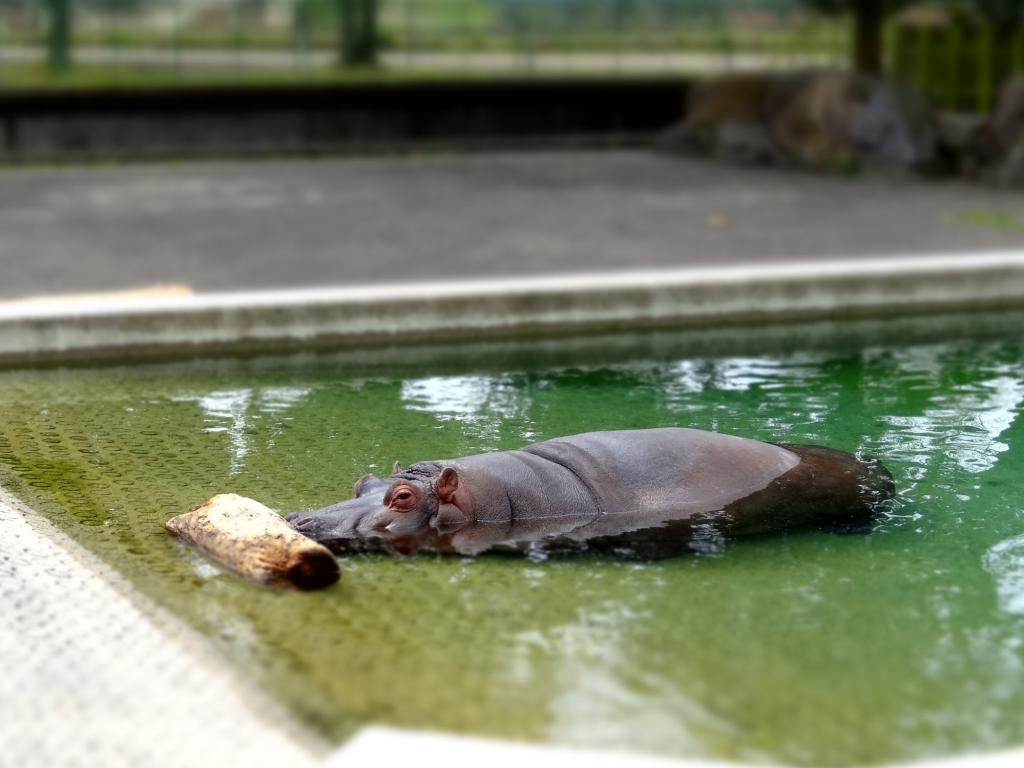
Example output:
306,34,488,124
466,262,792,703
0,79,689,162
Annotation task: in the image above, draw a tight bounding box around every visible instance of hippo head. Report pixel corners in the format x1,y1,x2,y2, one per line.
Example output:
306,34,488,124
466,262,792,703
287,462,473,555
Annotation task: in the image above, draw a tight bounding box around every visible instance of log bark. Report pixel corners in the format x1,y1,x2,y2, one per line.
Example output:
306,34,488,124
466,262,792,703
165,494,340,590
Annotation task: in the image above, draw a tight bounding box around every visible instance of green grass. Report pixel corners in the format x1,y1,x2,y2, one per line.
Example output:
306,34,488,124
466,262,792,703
0,61,469,90
0,12,851,53
962,210,1024,234
0,5,854,92
0,60,694,91
0,19,850,54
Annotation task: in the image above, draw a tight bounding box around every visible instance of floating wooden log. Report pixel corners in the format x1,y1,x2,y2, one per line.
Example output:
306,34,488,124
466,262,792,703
165,494,340,590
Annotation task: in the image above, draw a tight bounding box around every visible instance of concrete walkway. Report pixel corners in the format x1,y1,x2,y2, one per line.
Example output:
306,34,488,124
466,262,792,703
0,487,323,768
2,151,1023,301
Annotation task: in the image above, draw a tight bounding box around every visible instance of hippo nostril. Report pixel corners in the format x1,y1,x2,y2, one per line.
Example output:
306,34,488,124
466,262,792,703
290,516,314,528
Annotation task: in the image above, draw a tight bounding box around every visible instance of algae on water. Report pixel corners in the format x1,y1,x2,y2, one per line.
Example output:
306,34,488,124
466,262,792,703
3,322,1024,765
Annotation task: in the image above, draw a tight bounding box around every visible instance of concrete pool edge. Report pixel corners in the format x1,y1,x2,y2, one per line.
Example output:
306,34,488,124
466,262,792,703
6,251,1024,365
0,483,328,768
331,729,1024,768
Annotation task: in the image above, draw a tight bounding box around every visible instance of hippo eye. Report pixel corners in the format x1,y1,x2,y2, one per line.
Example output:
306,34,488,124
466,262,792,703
389,488,417,511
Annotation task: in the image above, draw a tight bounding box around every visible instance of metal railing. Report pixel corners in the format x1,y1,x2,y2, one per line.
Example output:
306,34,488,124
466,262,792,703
891,19,1024,113
1,0,1021,111
0,0,851,85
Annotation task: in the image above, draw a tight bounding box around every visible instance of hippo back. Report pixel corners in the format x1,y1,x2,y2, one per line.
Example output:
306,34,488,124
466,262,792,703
520,428,801,540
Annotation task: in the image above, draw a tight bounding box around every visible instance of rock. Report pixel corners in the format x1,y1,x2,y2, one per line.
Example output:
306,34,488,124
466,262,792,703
849,79,937,170
772,70,859,168
991,75,1024,151
974,75,1024,186
993,134,1024,186
658,69,937,174
657,72,791,159
934,111,989,178
715,120,783,165
937,111,987,150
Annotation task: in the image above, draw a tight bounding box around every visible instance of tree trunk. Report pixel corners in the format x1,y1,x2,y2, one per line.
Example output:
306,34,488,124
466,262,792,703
853,0,885,76
338,0,377,67
47,0,71,74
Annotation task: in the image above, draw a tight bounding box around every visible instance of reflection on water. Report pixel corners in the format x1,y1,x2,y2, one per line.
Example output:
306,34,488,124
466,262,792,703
873,348,1024,486
175,386,313,475
985,535,1024,616
401,375,536,446
196,389,253,474
3,318,1024,765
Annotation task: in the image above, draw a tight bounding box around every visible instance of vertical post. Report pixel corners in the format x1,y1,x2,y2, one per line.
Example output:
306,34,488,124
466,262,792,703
564,0,576,75
47,0,71,74
612,0,626,73
1014,26,1024,78
293,0,312,70
458,0,468,71
232,0,243,72
978,22,993,114
362,0,377,65
403,0,413,68
338,0,353,66
914,20,930,101
338,0,377,67
946,20,960,112
518,0,534,73
852,0,883,76
888,12,901,80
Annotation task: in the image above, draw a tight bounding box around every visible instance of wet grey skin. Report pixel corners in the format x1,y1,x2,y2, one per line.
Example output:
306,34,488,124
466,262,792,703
286,428,895,559
286,475,393,554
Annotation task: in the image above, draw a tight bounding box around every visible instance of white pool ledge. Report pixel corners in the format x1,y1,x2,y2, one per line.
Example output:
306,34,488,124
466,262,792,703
5,251,1024,364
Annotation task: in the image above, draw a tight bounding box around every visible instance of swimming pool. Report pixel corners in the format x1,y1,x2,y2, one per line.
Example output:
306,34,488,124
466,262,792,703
2,312,1024,766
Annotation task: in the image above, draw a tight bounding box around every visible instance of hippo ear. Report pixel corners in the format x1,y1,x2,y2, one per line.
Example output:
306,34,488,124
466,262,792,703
353,473,378,498
392,461,403,475
436,467,459,503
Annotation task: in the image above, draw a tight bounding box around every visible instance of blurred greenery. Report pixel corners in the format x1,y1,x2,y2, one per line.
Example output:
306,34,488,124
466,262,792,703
891,7,1024,112
0,0,1021,100
0,0,847,51
0,59,696,88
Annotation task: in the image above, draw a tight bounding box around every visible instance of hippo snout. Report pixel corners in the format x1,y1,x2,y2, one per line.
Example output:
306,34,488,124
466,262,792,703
286,493,389,553
286,510,339,542
288,508,357,541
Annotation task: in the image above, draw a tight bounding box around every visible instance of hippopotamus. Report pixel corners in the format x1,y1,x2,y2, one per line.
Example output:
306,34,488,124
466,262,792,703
287,428,894,558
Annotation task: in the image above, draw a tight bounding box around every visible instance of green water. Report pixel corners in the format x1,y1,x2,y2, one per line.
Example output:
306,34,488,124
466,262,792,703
4,316,1024,766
